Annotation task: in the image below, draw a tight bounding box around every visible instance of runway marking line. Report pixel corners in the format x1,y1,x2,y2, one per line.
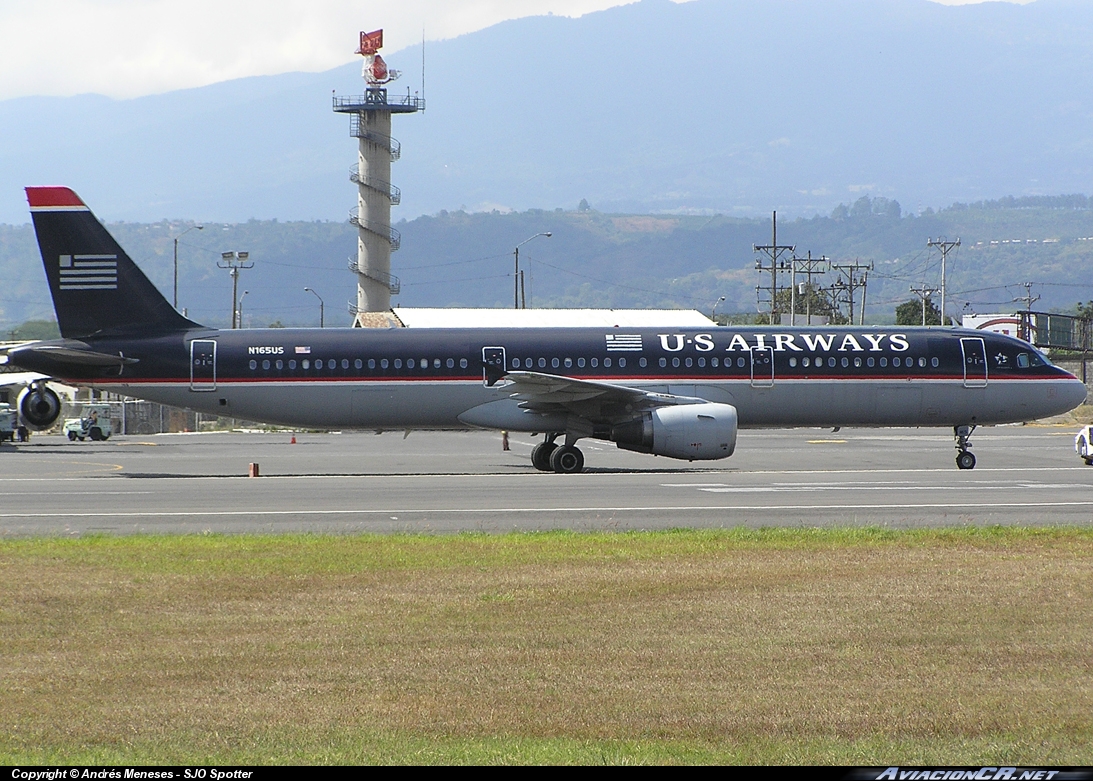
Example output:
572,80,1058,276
4,500,1093,519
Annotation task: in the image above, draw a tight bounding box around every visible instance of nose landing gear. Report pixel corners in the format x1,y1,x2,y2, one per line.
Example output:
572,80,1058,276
955,424,977,470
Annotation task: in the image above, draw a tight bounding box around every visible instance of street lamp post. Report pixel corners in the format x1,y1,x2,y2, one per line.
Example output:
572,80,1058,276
514,232,552,309
304,287,324,328
237,290,249,329
171,224,203,310
711,295,726,322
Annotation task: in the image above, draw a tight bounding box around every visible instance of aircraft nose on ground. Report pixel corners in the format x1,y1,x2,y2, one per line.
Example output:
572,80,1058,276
1063,377,1089,411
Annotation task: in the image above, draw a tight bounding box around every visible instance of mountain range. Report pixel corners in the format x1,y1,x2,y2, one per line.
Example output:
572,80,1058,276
3,0,1093,225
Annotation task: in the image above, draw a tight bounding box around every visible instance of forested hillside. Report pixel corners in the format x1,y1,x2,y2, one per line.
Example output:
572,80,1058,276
4,195,1093,332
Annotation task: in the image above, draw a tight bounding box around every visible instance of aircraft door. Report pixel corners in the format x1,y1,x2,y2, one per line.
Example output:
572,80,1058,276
482,346,506,387
750,346,774,387
960,337,988,388
190,339,217,391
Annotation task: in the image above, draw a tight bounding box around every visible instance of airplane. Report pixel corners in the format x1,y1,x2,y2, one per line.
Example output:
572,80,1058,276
7,186,1087,472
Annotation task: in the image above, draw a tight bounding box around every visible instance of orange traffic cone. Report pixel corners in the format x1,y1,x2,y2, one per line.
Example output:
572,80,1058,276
290,435,296,444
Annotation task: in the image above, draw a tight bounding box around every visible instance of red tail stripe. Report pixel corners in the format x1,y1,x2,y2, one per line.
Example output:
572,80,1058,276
25,186,87,208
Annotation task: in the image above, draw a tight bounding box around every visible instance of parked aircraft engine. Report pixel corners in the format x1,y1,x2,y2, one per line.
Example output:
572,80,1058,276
18,383,62,430
610,402,737,460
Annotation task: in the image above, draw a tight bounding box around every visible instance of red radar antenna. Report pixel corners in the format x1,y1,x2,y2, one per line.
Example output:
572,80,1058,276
357,29,400,85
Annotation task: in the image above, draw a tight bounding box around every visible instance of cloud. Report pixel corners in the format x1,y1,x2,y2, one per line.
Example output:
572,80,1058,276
0,0,636,101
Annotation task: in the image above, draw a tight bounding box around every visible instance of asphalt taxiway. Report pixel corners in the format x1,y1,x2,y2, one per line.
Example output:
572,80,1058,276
1,425,1090,535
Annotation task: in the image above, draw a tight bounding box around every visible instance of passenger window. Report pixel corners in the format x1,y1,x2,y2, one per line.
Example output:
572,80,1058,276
262,360,270,370
618,357,626,368
289,360,297,370
434,358,441,369
249,360,257,370
354,359,362,369
711,357,718,368
446,358,454,369
918,357,926,368
512,358,521,368
639,357,647,368
552,357,560,369
276,360,283,370
931,357,939,368
854,357,862,368
698,357,706,368
737,357,745,368
840,357,848,367
659,357,667,367
303,359,310,369
802,357,810,367
578,357,586,368
672,357,680,368
604,357,612,367
788,357,796,367
685,357,693,368
564,357,572,368
394,359,402,369
342,359,350,370
867,357,874,368
827,357,835,368
591,358,599,368
880,357,887,367
460,358,468,369
367,359,375,369
538,358,547,368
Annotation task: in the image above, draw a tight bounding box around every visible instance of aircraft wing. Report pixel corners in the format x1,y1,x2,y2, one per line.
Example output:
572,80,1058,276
0,370,50,388
502,370,705,419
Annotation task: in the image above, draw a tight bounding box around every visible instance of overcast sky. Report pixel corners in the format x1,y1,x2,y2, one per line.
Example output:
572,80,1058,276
0,0,1037,102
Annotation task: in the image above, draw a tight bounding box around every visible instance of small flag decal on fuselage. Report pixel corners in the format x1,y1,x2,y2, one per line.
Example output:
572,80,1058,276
58,254,118,290
605,334,643,351
295,346,311,354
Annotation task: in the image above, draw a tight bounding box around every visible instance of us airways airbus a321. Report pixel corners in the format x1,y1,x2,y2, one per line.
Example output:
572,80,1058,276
7,187,1087,472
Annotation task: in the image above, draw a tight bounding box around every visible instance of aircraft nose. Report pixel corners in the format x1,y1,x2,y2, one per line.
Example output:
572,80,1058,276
1064,377,1088,409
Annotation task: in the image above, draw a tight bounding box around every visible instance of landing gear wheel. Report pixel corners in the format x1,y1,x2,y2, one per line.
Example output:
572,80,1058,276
549,445,585,474
956,451,976,470
67,431,77,441
531,442,557,471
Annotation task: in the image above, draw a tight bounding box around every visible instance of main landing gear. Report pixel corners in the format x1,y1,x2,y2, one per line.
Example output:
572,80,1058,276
530,434,586,474
954,424,977,470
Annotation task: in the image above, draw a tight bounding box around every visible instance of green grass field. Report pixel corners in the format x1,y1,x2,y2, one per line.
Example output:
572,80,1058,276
2,528,1091,764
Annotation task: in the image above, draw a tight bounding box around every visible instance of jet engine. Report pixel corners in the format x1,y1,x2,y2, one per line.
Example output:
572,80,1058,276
18,383,62,430
610,402,737,461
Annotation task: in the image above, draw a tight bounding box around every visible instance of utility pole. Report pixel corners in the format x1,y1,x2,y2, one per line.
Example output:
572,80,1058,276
927,237,960,325
1013,282,1040,343
910,284,940,326
829,260,873,325
791,251,828,325
754,211,795,324
218,251,252,329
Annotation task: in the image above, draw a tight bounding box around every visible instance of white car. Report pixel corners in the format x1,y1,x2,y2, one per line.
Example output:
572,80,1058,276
1075,425,1093,465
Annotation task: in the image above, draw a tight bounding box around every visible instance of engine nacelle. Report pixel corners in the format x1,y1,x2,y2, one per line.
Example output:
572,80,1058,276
18,383,62,430
611,402,737,461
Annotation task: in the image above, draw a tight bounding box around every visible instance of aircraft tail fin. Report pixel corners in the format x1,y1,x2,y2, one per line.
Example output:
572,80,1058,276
25,187,202,339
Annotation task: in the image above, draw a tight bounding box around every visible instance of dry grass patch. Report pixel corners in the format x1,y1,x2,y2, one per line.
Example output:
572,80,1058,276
1,528,1091,764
